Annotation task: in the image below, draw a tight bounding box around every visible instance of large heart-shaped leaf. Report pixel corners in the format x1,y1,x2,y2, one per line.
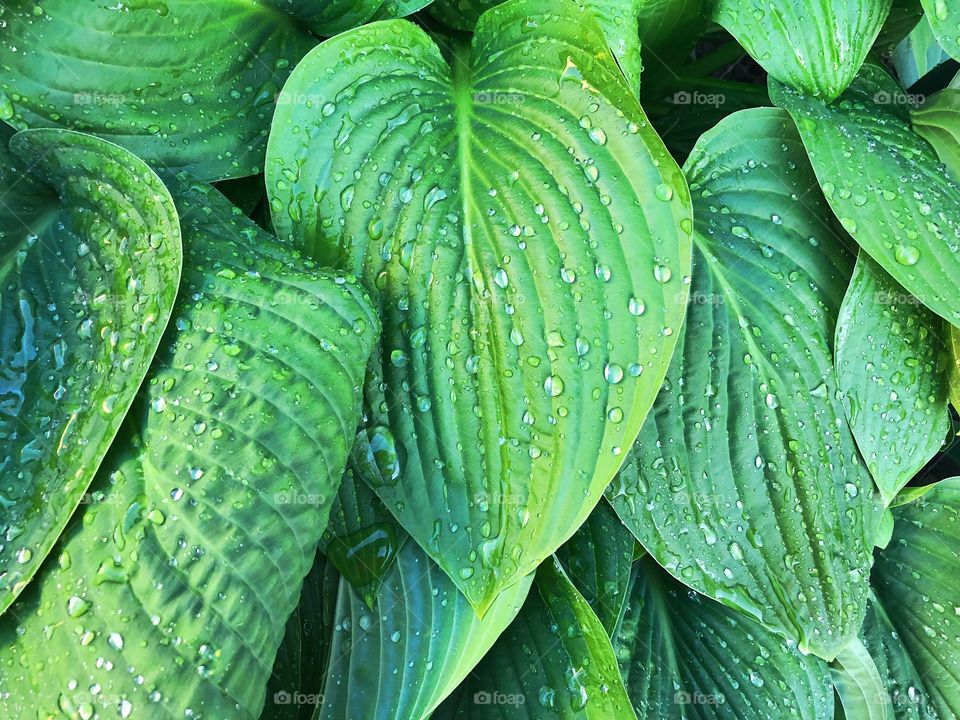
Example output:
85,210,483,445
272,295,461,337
0,128,181,616
709,0,892,100
606,107,879,660
267,0,692,611
267,0,433,36
0,1,317,181
870,477,960,719
835,254,951,505
613,556,835,719
434,556,636,719
0,184,378,718
921,0,960,60
771,65,960,328
317,539,533,719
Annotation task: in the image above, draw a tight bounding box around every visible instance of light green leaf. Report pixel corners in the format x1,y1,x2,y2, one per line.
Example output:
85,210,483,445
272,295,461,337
434,556,636,719
0,128,181,616
912,89,960,180
427,0,645,89
890,15,951,88
831,638,894,720
771,65,960,328
835,254,951,505
921,0,960,60
606,107,879,661
0,1,316,181
555,498,635,635
267,0,692,612
0,184,378,719
871,477,960,719
613,556,834,720
262,552,340,720
317,539,533,719
858,598,938,719
950,325,960,410
709,0,892,100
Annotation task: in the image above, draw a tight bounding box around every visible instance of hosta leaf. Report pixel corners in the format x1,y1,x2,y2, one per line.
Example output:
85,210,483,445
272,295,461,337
426,0,644,89
267,0,433,36
606,107,879,660
0,1,316,181
0,128,181,615
317,439,408,606
554,498,635,635
434,556,636,719
858,598,938,719
318,539,533,719
0,184,378,718
262,553,340,720
831,638,894,720
771,65,960,328
871,477,960,719
921,0,960,61
267,0,692,612
835,254,950,505
874,0,923,52
912,89,960,179
636,0,705,60
613,556,834,720
950,325,960,411
890,15,951,88
709,0,892,100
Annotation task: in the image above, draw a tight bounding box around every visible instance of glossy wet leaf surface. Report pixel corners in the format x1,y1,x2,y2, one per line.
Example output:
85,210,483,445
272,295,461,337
921,0,960,60
0,184,377,719
267,0,692,612
614,556,835,720
710,0,892,100
0,1,317,181
606,108,879,661
835,254,951,505
0,128,181,616
772,65,960,329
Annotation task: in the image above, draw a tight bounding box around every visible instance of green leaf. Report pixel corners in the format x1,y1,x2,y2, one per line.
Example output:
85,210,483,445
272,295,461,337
0,184,378,719
950,324,960,411
267,0,433,36
262,552,340,720
434,556,636,719
317,435,408,607
890,15,951,88
771,65,960,329
874,0,923,52
427,0,644,89
0,128,181,615
709,0,892,100
0,1,316,181
613,556,834,720
871,477,960,719
606,107,879,661
267,0,692,612
912,89,960,181
636,0,705,60
318,539,534,719
921,0,960,61
554,498,635,635
831,638,894,720
835,254,951,505
858,598,938,719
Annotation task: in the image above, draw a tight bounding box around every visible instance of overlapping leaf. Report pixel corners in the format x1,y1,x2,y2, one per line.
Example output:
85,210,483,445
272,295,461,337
772,65,960,328
434,557,636,719
921,0,960,61
709,0,892,100
0,128,181,616
267,0,692,612
870,477,960,719
266,0,434,36
606,107,879,660
0,1,317,180
614,556,835,720
318,539,533,719
835,254,950,504
0,184,378,718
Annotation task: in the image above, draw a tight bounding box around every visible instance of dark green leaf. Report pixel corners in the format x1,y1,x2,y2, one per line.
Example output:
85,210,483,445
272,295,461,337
0,128,181,615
